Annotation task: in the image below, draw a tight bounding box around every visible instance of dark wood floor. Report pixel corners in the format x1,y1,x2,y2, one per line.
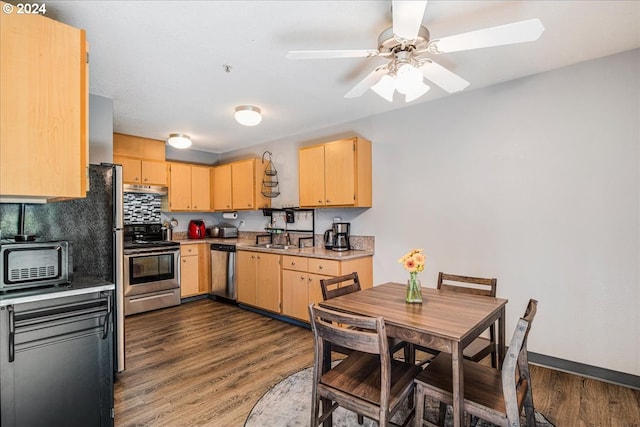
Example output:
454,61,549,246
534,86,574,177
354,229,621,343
115,299,640,426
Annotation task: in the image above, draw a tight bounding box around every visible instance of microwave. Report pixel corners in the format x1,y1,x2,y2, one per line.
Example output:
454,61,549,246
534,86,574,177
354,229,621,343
0,240,70,291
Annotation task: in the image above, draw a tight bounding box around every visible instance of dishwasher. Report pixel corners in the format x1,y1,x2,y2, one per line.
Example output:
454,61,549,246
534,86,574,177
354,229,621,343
210,243,236,301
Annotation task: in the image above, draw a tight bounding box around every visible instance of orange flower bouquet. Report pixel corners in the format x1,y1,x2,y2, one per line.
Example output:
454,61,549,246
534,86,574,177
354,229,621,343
399,249,425,303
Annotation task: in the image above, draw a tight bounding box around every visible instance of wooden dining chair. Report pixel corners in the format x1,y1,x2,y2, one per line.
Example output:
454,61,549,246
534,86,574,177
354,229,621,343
413,299,538,427
320,273,410,361
411,273,499,367
309,304,422,427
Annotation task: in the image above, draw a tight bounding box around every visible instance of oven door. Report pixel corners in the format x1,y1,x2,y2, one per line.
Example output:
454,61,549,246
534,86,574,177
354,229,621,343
123,249,180,297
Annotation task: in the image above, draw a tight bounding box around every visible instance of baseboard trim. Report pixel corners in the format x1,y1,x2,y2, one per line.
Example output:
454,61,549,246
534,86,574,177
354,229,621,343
528,352,640,390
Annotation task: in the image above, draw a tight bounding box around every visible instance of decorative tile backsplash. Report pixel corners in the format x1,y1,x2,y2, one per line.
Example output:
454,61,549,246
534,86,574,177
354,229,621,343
123,193,162,224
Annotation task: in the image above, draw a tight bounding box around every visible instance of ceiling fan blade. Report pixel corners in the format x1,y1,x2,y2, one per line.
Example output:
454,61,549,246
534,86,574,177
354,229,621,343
286,49,380,59
345,65,389,98
419,60,470,93
392,0,428,40
430,18,545,53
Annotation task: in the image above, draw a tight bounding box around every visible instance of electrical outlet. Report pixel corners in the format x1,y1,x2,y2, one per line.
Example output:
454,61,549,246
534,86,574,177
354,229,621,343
333,217,341,223
239,220,245,228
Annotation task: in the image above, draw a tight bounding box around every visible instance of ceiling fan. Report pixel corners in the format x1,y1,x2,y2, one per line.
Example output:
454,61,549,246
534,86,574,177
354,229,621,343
286,1,544,102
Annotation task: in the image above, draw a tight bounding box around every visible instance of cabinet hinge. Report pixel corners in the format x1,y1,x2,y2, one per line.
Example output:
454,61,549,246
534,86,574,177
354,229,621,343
353,142,356,151
86,52,90,64
111,408,115,419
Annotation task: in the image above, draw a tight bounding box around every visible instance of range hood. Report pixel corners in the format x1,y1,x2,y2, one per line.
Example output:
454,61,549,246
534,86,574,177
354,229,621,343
123,184,168,195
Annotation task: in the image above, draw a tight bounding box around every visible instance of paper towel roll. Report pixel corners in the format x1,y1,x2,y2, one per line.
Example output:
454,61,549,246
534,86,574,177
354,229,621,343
222,212,238,220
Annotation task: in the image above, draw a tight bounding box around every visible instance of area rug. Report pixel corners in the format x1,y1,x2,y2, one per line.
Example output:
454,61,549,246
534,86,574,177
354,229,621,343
245,365,555,427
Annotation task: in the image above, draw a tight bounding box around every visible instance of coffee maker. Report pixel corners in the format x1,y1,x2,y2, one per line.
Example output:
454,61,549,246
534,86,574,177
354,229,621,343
332,222,350,252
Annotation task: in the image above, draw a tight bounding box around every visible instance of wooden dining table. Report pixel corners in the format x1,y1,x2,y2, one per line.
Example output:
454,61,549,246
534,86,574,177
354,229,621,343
319,282,508,427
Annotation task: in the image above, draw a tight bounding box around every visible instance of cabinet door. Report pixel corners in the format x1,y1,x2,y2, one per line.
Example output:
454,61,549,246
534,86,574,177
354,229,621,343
141,160,167,185
299,145,326,207
236,251,257,305
232,159,255,210
212,164,232,211
256,253,281,313
114,156,142,184
0,10,88,200
324,139,356,206
282,269,309,321
190,165,211,211
169,163,192,211
308,273,332,308
180,255,199,297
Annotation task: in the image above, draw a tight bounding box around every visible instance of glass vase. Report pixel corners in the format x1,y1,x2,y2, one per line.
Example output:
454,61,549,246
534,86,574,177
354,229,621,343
406,272,423,304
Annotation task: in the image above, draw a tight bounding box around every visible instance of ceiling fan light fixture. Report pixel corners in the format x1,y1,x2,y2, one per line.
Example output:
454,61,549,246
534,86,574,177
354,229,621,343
371,74,396,102
394,63,423,95
404,81,430,102
167,133,192,149
234,105,262,126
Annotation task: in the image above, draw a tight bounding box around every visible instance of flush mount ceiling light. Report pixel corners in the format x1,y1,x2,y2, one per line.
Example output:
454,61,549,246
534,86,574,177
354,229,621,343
234,105,262,126
167,133,192,149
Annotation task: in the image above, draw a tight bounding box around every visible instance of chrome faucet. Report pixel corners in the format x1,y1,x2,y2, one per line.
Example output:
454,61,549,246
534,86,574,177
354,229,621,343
284,232,292,246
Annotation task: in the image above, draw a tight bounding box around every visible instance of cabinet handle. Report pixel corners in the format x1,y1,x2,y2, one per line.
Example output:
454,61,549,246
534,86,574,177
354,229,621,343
318,265,323,270
291,262,295,266
318,200,322,203
144,178,148,182
194,206,197,209
8,305,15,363
300,276,305,280
183,259,187,263
326,200,331,203
308,277,312,282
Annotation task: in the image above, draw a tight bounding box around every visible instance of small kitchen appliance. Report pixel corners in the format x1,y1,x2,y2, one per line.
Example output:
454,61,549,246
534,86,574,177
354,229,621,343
0,240,70,291
188,220,206,239
323,228,335,249
332,222,351,252
218,224,238,238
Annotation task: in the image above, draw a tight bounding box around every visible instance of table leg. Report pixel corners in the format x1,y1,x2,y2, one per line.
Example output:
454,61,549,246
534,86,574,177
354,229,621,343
497,306,506,369
451,342,464,427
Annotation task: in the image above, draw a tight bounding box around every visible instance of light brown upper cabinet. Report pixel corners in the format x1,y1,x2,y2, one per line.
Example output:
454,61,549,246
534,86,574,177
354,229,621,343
0,4,88,201
211,164,232,211
113,156,167,186
299,137,372,208
113,133,167,185
168,163,211,212
211,158,270,211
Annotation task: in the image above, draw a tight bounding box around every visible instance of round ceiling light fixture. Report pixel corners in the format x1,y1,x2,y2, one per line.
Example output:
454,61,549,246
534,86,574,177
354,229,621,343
234,105,262,126
167,133,192,149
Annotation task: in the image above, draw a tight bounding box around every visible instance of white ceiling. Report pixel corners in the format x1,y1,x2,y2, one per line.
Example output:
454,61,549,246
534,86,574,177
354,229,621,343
45,1,640,154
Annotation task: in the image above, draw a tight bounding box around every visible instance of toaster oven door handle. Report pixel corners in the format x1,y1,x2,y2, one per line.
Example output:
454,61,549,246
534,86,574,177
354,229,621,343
101,291,112,340
8,305,15,363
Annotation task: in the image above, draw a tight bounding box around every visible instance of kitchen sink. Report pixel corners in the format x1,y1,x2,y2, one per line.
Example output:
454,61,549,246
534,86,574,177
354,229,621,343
251,243,296,250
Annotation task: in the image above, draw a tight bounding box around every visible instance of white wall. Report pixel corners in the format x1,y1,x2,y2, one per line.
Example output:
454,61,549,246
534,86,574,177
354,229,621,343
223,49,640,375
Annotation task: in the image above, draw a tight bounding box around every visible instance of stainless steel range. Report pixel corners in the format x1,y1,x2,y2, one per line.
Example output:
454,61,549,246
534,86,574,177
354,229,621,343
123,224,181,315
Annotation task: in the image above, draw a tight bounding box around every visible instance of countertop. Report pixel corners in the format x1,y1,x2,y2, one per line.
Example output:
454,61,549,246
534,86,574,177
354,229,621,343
0,273,114,306
173,238,374,260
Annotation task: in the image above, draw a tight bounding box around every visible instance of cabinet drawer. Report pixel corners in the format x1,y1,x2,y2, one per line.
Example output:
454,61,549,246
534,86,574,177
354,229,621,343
180,245,200,256
282,255,308,272
308,258,339,276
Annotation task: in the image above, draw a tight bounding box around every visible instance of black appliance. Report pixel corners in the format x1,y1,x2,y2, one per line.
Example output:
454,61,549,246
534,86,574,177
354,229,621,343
0,240,70,291
0,290,114,426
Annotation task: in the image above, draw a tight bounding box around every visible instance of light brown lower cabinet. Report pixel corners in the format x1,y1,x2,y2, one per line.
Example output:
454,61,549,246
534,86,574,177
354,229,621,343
236,251,281,313
180,243,210,298
281,255,373,322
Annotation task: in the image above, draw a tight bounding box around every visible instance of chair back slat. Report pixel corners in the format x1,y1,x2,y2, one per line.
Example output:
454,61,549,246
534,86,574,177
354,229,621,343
320,272,361,301
437,272,497,297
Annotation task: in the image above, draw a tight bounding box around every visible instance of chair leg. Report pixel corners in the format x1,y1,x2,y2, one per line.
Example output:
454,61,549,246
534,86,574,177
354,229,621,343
405,342,414,364
437,402,447,427
414,384,425,427
523,386,536,426
357,414,364,424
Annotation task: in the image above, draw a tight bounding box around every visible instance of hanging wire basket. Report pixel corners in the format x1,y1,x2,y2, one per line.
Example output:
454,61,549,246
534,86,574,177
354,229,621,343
261,151,280,198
